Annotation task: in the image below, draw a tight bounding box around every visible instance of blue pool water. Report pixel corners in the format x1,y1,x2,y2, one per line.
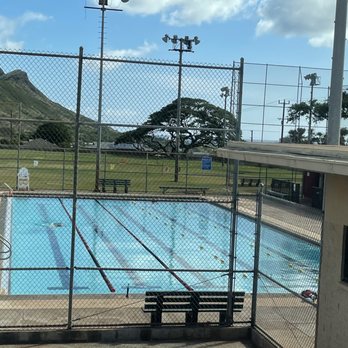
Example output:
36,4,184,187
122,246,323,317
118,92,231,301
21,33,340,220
7,197,320,295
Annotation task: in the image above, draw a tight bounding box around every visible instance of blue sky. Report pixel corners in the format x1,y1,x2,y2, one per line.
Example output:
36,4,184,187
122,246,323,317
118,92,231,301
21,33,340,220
0,0,345,141
0,0,339,68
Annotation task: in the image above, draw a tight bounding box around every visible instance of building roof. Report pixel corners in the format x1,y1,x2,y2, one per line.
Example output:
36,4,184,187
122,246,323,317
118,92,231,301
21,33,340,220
217,142,348,176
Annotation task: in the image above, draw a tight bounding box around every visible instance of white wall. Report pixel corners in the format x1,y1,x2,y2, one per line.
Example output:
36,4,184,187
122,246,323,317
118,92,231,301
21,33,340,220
317,174,348,347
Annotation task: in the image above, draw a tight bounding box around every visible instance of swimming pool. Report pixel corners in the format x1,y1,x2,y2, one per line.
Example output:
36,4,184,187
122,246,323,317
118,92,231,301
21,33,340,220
5,197,319,295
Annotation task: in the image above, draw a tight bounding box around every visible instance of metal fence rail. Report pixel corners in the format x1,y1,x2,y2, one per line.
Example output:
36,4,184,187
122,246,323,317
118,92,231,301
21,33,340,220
0,48,323,348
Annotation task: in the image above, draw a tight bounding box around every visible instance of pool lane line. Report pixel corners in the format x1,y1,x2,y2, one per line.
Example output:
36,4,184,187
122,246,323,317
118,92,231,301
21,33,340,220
59,199,115,293
95,200,193,291
38,203,70,289
150,205,252,271
188,206,319,270
78,206,146,288
115,206,215,288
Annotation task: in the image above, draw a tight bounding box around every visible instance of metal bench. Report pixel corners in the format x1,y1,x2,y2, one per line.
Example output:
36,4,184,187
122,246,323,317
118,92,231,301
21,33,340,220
98,179,131,193
143,290,245,326
159,186,208,195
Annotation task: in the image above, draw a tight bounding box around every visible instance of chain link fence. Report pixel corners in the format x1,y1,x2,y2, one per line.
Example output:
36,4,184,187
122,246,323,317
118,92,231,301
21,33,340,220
0,48,323,348
252,192,322,348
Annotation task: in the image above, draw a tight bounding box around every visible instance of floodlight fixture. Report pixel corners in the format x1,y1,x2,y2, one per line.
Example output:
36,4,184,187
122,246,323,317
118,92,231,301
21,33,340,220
193,36,200,45
162,34,169,43
221,86,230,96
121,0,129,2
304,73,321,86
99,0,108,5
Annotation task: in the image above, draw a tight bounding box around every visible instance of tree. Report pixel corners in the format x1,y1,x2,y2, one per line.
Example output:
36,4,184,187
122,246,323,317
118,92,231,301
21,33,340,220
283,128,307,144
114,98,238,153
286,92,348,144
33,122,72,147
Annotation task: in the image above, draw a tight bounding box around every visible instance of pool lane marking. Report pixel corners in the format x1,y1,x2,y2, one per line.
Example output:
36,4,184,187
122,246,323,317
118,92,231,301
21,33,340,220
78,206,145,288
115,206,214,288
38,203,70,289
59,199,115,293
95,200,193,291
188,206,319,270
150,205,251,271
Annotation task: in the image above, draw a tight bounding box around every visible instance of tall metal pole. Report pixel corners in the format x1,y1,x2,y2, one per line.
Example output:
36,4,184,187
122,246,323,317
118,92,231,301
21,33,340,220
85,1,125,191
308,84,314,144
251,185,263,326
94,2,106,191
227,57,244,324
327,0,347,145
67,46,83,329
174,41,183,183
279,99,290,143
221,87,230,186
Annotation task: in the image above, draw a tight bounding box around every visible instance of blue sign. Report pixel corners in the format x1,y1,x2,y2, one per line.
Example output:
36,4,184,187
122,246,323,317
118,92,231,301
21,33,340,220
201,156,212,171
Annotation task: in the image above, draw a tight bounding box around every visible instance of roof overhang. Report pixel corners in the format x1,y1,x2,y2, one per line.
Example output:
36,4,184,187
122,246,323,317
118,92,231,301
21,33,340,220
217,142,348,176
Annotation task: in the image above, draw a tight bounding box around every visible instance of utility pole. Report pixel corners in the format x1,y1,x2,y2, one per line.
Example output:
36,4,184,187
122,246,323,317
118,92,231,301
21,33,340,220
327,0,347,145
278,99,290,143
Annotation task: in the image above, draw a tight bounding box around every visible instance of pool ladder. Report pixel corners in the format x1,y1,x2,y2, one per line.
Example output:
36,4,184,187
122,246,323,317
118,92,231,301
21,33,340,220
0,235,11,260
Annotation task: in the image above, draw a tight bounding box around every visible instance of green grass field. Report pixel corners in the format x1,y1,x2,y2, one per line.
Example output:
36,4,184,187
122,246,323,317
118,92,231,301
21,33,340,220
0,148,302,195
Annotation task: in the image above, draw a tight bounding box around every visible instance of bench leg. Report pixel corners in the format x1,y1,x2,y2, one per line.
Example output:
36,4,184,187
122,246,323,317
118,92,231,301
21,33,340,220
151,311,162,326
102,184,106,193
185,310,198,325
125,184,128,193
219,311,230,325
113,185,116,193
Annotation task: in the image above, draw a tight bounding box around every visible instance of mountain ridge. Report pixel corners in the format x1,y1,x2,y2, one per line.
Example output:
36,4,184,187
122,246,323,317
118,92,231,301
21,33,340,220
0,68,118,143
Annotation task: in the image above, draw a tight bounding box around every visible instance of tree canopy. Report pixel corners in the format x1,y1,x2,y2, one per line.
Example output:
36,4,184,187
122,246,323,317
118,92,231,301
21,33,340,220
33,122,72,147
286,91,348,144
114,98,238,153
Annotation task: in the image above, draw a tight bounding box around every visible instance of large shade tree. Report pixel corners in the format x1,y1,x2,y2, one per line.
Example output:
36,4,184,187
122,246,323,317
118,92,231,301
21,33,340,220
114,98,238,153
286,91,348,144
33,122,72,147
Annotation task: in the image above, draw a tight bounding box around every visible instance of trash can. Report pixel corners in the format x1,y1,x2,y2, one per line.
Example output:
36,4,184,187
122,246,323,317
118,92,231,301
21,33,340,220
312,186,323,209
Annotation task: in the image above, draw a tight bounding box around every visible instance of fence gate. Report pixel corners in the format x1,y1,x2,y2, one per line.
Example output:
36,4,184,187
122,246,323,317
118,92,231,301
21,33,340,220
253,192,322,348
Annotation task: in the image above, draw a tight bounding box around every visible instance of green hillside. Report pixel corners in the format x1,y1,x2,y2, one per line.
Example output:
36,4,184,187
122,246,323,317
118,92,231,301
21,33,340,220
0,68,118,143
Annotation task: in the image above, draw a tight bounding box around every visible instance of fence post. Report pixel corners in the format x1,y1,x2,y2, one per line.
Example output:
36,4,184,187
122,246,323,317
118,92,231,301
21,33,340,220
185,155,188,193
145,152,148,193
62,149,66,191
251,184,264,326
15,103,22,189
103,152,107,180
67,46,83,330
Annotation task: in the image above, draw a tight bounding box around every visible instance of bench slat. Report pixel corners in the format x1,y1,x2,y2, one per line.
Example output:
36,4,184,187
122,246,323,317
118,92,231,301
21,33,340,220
145,291,244,296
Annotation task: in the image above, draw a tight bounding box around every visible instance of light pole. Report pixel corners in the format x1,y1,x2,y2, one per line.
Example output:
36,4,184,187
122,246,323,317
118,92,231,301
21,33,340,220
85,0,130,192
220,86,230,146
162,34,200,182
221,86,230,187
278,99,290,143
304,73,320,144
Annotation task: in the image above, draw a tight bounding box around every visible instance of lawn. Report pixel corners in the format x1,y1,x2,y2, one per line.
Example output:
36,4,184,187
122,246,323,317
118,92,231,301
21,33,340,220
0,148,302,195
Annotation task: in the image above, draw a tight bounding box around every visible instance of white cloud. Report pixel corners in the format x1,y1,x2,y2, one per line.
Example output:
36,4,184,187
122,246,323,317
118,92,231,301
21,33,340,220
256,0,336,47
105,41,157,58
0,12,51,49
110,0,257,26
90,0,338,48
